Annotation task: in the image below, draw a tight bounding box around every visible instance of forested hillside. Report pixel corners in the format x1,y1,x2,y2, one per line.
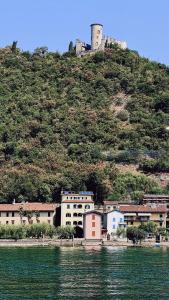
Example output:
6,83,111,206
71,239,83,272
0,45,168,203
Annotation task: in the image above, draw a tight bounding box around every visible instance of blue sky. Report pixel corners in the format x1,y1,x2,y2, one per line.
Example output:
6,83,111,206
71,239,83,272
0,0,169,65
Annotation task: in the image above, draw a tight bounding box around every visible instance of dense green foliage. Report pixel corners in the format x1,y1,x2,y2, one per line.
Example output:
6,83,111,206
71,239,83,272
56,226,75,239
0,44,168,203
0,223,55,240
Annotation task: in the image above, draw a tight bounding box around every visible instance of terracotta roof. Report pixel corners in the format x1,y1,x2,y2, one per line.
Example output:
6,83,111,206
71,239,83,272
120,205,167,213
144,194,169,198
103,201,130,205
0,203,57,212
83,210,102,216
62,200,94,203
103,201,119,205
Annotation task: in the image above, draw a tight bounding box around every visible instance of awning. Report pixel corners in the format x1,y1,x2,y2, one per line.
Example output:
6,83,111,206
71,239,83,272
124,213,136,216
138,213,151,216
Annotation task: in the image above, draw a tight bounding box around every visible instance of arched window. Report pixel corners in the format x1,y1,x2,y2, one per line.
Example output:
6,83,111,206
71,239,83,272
78,213,82,217
85,205,90,209
78,221,82,225
73,221,77,225
66,213,71,217
78,204,82,209
73,204,77,209
66,221,71,225
73,213,77,217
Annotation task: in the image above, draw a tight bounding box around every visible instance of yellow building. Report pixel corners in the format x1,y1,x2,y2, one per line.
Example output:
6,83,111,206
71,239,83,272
0,202,57,225
61,191,94,227
120,205,167,228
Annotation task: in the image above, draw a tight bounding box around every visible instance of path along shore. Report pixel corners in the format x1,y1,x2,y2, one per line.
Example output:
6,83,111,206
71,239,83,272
0,238,168,248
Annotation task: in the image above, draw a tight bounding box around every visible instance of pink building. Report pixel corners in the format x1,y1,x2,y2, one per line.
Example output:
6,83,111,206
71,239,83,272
83,211,102,240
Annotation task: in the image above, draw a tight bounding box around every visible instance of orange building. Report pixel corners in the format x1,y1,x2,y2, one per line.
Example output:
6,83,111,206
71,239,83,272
83,211,102,240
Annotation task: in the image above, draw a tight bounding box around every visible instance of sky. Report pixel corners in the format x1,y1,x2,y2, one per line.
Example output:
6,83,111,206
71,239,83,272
0,0,169,65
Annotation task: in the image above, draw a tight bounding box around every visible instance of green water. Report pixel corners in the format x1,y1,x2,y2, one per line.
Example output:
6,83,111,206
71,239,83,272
0,246,169,299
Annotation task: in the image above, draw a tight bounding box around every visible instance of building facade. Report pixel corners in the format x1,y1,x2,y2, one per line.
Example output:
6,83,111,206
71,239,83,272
120,205,167,228
103,210,126,235
0,202,57,225
61,191,94,227
83,211,102,240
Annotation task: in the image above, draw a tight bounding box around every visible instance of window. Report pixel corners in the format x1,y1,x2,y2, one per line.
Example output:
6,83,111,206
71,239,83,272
92,215,95,220
78,221,82,225
120,218,123,223
78,205,82,209
160,222,163,227
73,213,77,217
66,221,71,225
6,221,9,224
48,212,51,217
92,231,95,237
113,218,116,222
113,225,116,229
107,206,111,210
130,221,133,225
78,213,82,217
11,220,15,225
73,221,77,225
6,212,9,217
159,214,163,218
73,204,77,209
92,222,95,228
12,212,15,217
67,205,70,209
66,213,71,217
85,205,90,209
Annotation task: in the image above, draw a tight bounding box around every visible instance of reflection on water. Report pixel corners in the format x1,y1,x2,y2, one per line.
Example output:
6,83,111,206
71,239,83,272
0,246,168,299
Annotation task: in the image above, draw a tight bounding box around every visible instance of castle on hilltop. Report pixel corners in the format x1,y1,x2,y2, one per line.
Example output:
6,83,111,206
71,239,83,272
75,23,127,57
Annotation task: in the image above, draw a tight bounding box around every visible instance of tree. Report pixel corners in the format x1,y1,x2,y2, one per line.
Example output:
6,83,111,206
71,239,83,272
68,41,74,52
11,41,17,53
127,226,146,244
140,221,157,236
56,226,75,239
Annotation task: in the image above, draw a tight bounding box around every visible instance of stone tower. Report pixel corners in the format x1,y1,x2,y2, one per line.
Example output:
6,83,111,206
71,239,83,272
91,23,103,51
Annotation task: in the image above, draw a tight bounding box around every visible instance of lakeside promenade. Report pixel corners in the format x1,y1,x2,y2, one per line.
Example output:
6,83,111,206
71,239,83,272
0,238,168,248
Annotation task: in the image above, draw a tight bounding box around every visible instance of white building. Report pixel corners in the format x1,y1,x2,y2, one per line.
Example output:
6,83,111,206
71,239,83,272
103,210,126,235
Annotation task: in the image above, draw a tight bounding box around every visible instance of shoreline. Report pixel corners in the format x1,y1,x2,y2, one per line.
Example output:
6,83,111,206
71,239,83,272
0,238,168,248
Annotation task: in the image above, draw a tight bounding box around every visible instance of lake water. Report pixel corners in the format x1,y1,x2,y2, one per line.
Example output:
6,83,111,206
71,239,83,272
0,246,169,299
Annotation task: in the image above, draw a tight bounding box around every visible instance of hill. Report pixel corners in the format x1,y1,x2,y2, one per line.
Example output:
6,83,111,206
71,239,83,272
0,45,168,203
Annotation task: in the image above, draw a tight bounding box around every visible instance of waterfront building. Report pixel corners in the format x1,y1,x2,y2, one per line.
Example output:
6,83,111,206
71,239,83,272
103,210,126,235
120,205,167,228
141,194,169,206
83,211,102,240
60,191,94,229
103,201,131,213
0,202,57,225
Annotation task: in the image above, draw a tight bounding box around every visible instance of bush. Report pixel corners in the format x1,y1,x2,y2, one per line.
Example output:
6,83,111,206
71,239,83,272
0,223,56,240
117,110,129,121
56,226,75,239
